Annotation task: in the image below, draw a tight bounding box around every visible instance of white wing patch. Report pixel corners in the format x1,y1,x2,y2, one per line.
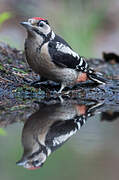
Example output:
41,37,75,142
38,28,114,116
53,129,77,146
56,42,80,59
52,116,87,147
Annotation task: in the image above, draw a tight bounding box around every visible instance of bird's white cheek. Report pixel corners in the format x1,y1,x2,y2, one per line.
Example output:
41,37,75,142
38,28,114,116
45,27,51,36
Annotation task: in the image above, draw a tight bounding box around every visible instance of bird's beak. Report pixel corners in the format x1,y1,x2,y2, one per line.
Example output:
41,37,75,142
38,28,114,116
20,22,32,30
16,159,41,170
16,159,27,166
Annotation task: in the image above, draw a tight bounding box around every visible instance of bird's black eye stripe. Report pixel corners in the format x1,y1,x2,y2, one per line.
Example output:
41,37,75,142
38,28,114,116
32,160,39,166
37,22,44,27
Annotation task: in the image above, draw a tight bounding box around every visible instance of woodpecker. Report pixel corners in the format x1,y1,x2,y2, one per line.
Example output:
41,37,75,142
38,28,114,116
21,17,106,93
16,101,103,169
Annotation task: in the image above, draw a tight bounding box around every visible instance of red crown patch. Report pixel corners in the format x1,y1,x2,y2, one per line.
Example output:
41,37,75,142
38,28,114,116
32,17,46,21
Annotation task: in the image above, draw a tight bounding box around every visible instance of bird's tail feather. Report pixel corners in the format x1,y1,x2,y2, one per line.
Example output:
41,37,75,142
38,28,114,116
87,69,106,84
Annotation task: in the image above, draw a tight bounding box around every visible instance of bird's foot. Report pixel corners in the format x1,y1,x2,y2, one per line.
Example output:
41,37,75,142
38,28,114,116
58,95,64,103
62,90,71,97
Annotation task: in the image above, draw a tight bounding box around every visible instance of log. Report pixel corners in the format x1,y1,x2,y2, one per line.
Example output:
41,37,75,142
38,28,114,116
0,42,119,126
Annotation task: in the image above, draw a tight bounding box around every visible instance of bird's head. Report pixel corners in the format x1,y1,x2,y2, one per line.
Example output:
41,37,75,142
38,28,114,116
16,149,47,170
20,17,54,41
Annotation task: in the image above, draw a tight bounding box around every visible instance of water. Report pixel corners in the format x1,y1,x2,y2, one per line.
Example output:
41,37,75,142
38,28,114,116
0,99,119,180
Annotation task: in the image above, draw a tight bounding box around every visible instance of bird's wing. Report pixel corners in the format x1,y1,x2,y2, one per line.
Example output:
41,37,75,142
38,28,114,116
48,41,88,71
45,119,78,149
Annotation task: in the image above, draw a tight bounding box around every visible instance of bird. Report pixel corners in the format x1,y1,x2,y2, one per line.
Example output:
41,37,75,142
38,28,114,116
20,17,106,93
16,100,103,169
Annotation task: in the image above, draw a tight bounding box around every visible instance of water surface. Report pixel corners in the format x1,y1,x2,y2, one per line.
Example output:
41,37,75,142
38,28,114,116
0,99,119,180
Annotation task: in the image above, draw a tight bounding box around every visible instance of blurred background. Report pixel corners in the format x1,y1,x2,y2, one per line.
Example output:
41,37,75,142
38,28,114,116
0,0,119,57
0,0,119,180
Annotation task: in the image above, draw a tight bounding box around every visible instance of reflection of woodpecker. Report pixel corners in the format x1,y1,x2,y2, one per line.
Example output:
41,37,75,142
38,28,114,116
17,101,103,169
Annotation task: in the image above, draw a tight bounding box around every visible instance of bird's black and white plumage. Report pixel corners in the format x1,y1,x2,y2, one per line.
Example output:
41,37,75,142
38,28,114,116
16,100,102,169
48,39,86,69
21,17,106,93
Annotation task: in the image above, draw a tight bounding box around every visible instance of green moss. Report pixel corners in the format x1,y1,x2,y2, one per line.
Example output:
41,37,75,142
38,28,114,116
0,63,6,72
13,85,39,93
12,67,27,74
10,104,28,111
7,58,13,64
22,85,39,92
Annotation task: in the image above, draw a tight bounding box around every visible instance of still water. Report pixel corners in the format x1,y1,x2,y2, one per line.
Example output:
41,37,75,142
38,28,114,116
0,99,119,180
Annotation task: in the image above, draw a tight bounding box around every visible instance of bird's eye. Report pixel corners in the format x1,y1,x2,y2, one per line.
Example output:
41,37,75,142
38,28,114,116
38,22,44,27
32,160,39,166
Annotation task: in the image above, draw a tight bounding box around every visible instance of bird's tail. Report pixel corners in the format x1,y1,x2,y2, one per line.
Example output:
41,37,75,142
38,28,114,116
87,69,106,84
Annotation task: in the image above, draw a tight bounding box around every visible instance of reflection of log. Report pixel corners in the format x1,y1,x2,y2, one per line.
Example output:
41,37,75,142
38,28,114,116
0,42,119,126
101,111,119,122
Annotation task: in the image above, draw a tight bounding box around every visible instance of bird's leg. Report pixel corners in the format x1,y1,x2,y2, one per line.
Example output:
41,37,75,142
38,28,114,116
58,83,66,94
57,83,72,97
58,95,64,103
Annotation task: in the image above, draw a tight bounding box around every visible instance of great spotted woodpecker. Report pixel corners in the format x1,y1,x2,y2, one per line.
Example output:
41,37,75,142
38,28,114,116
16,101,103,169
21,17,106,93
